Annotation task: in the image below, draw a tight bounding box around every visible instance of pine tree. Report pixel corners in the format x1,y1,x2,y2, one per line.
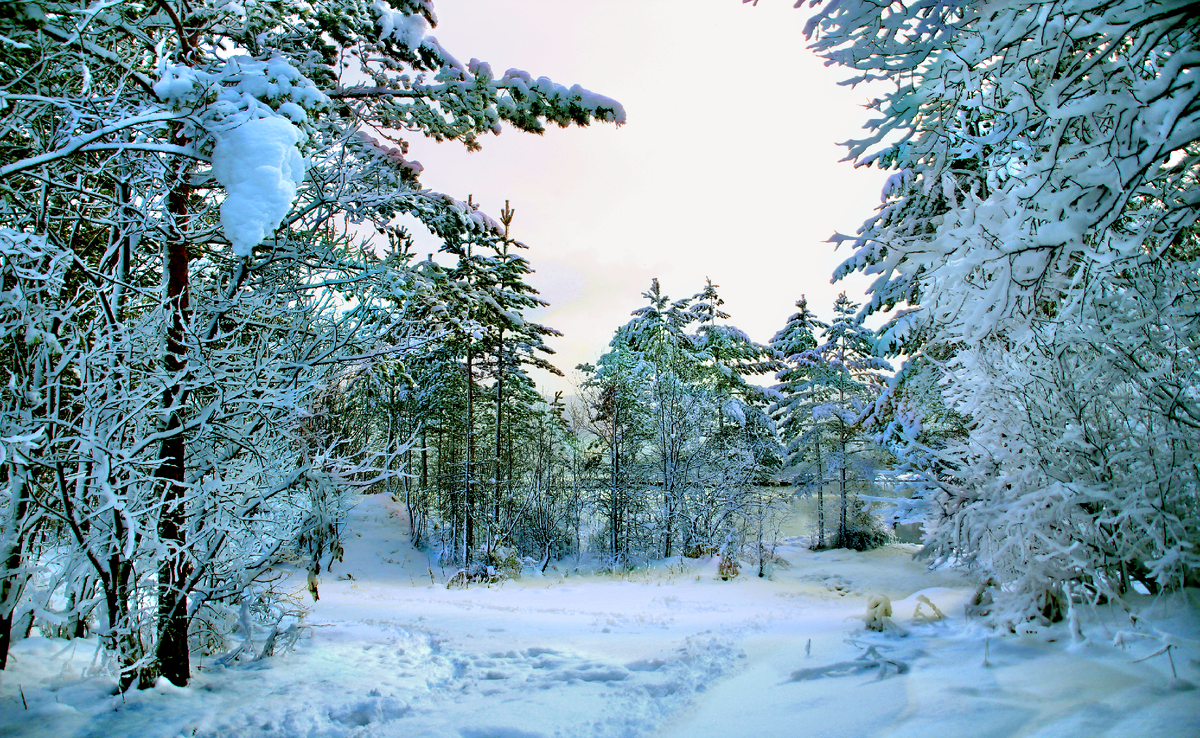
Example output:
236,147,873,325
578,340,650,566
479,202,563,565
770,296,829,545
773,294,890,550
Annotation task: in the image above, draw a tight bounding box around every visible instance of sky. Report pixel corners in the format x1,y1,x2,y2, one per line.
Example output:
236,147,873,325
399,0,888,396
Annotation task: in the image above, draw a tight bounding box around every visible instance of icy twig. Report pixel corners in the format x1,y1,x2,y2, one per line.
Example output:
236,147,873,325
789,641,910,683
1132,644,1178,679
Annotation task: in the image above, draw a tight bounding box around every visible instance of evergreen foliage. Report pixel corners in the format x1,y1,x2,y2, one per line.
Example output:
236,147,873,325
771,294,891,551
579,280,785,566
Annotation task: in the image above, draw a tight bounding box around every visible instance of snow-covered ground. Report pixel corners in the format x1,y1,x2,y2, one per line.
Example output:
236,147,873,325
2,494,1197,738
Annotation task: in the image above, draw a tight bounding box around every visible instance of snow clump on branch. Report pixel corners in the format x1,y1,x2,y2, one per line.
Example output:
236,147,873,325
154,54,330,256
210,116,307,257
154,55,329,122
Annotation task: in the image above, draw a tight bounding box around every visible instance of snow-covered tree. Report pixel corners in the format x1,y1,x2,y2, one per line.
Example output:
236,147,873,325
688,280,781,562
581,280,784,565
476,202,564,566
0,0,622,685
790,0,1200,618
770,297,828,543
622,279,706,558
772,294,890,550
578,338,653,566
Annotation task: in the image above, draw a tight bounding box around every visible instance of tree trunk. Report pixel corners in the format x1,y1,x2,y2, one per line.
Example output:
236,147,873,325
464,347,474,565
0,467,29,670
837,369,848,547
816,443,825,549
155,159,193,688
107,508,143,691
492,327,503,563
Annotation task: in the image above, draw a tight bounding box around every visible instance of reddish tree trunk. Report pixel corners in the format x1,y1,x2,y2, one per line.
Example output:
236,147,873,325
155,163,192,687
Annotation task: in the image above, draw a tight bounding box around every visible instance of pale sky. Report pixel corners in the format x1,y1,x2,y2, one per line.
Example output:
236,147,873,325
400,0,887,396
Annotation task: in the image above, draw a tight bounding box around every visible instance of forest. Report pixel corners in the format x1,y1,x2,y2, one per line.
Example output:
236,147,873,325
0,1,1196,733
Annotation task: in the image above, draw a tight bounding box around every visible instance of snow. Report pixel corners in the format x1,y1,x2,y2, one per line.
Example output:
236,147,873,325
210,116,307,257
373,2,428,49
1,493,1196,737
152,62,202,103
156,56,330,114
153,51,328,257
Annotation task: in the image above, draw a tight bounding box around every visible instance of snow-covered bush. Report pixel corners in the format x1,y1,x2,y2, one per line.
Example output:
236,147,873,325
861,594,894,632
717,549,740,581
833,497,890,553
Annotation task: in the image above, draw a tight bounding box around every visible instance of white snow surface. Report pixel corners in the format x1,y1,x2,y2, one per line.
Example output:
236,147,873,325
210,116,306,257
2,493,1197,737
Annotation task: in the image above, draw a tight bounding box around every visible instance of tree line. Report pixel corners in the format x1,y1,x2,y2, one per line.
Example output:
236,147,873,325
339,268,902,578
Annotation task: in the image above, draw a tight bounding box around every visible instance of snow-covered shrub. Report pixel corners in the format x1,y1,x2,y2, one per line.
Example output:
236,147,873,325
717,550,740,581
196,578,309,662
912,595,945,624
191,602,241,658
832,497,890,552
741,544,790,577
490,548,523,580
862,594,894,632
446,562,508,589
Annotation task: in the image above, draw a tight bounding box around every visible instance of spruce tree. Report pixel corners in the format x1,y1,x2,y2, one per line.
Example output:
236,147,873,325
623,280,705,558
820,294,892,549
770,297,829,545
773,295,890,550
